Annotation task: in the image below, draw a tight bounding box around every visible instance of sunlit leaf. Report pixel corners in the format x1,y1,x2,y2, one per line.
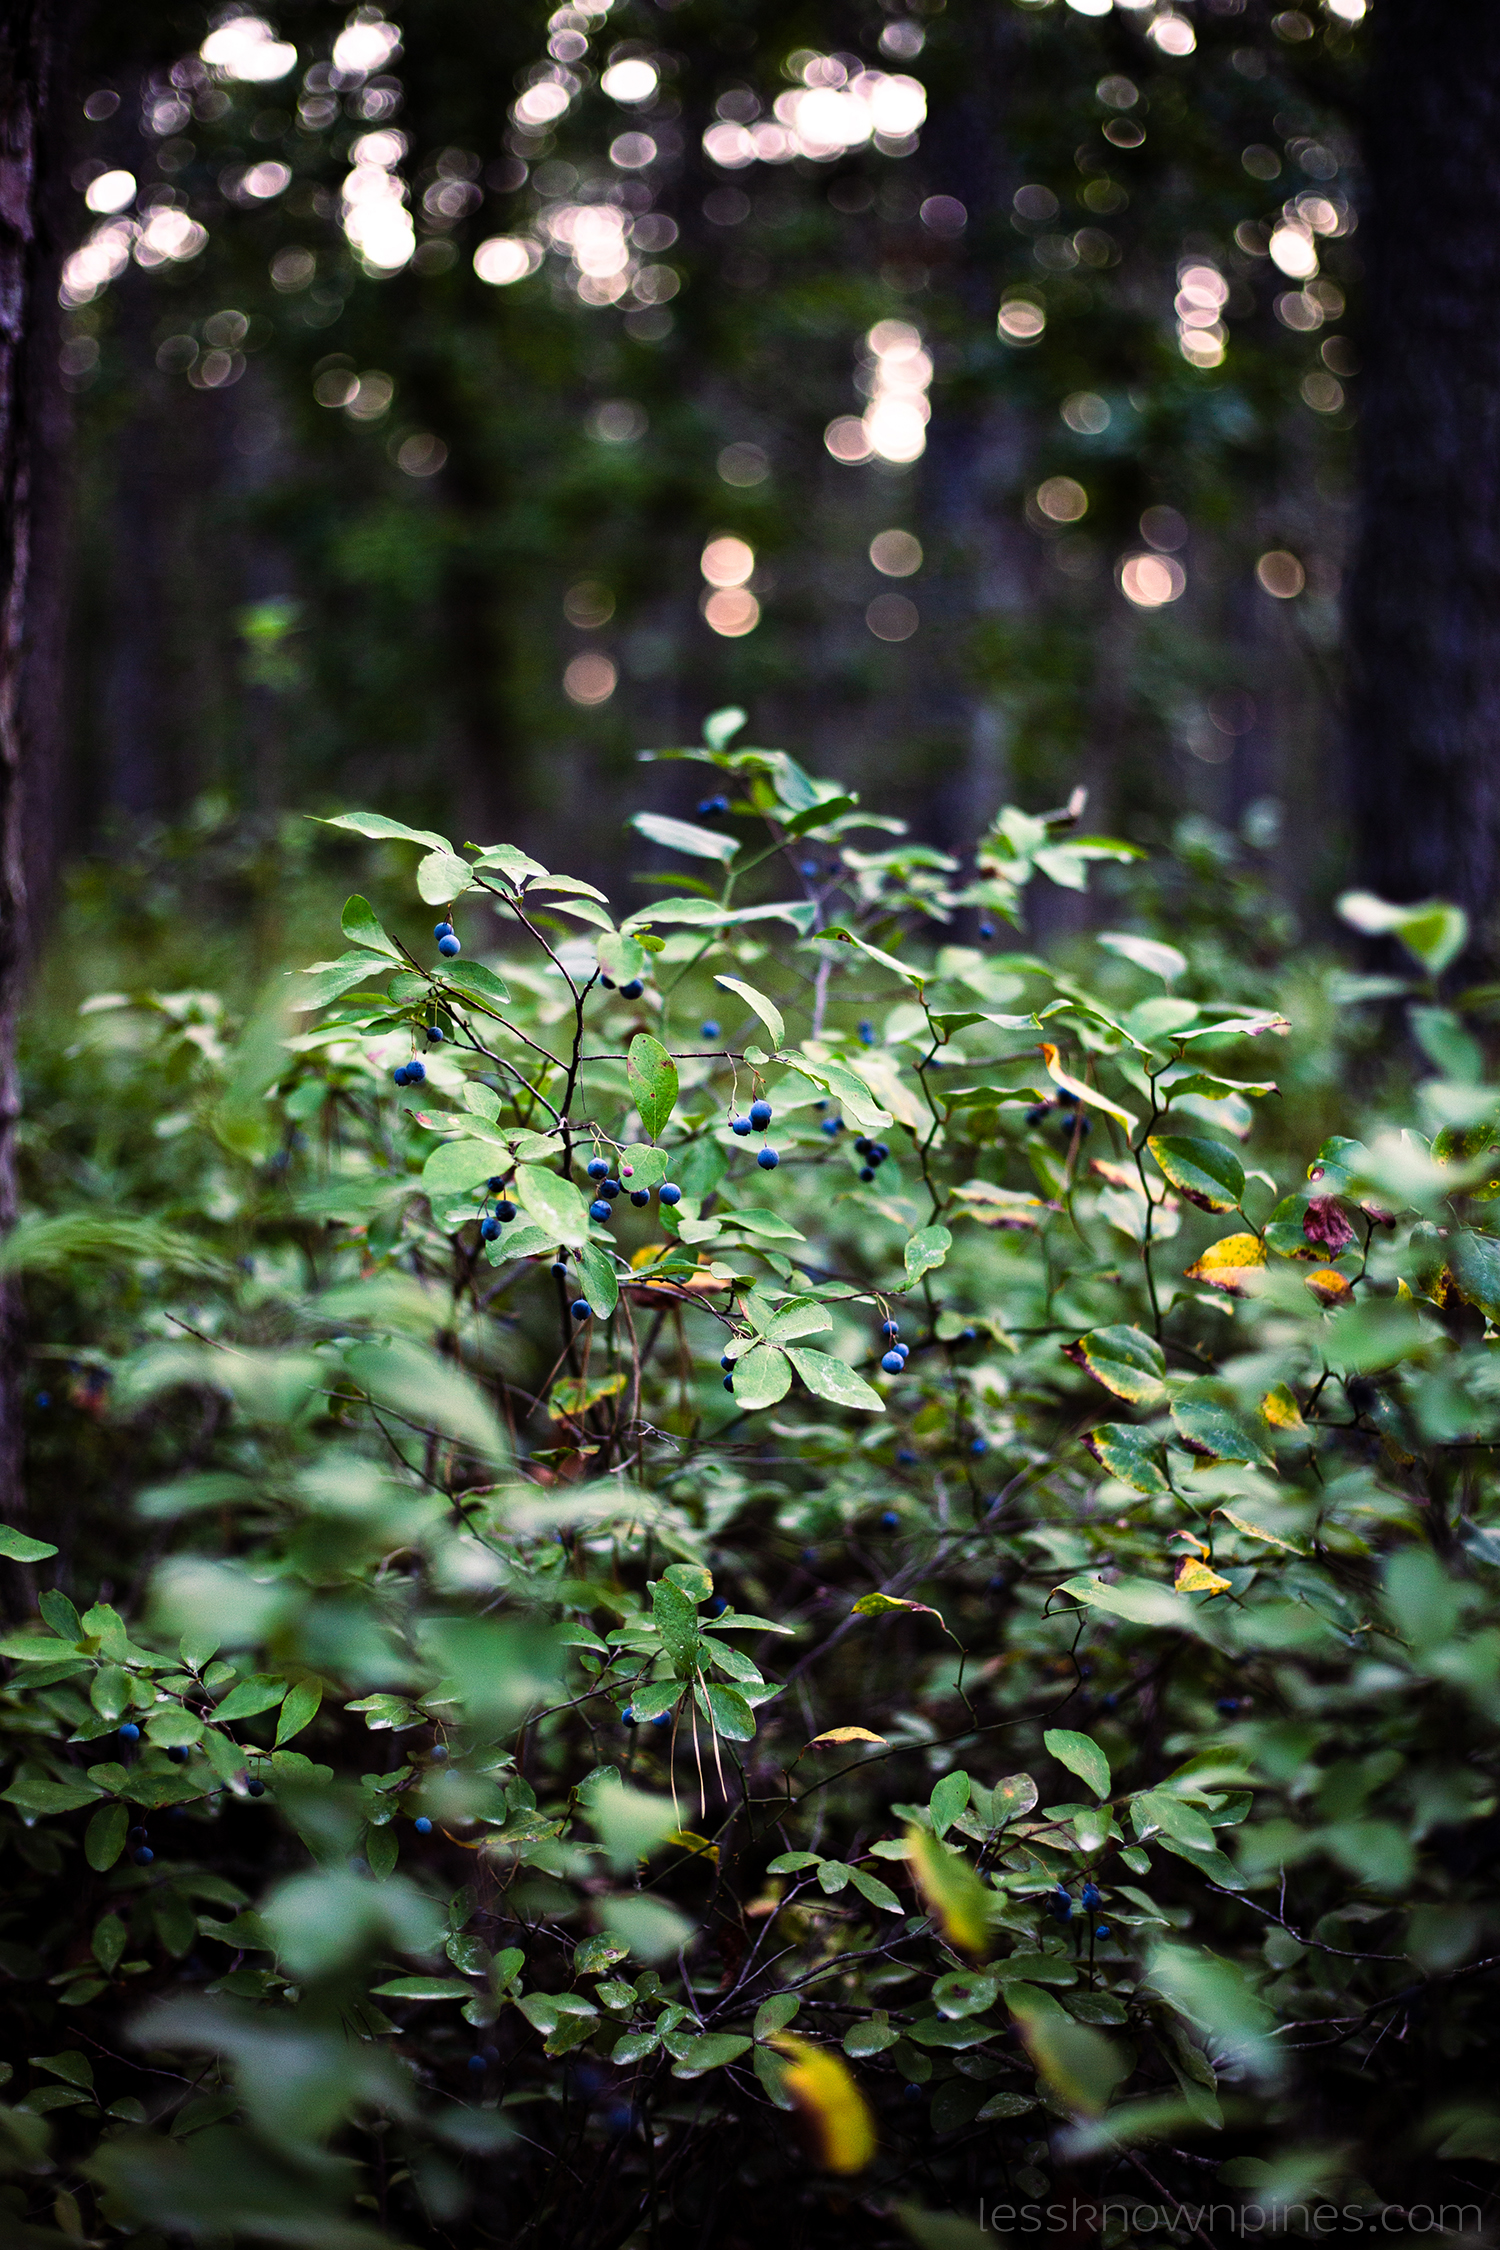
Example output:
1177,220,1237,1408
769,2035,878,2172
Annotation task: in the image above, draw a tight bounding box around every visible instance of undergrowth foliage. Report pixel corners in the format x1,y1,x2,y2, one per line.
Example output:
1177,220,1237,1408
0,716,1498,2247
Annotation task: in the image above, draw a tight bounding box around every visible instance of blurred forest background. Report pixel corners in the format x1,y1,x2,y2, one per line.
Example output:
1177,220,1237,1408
8,0,1390,942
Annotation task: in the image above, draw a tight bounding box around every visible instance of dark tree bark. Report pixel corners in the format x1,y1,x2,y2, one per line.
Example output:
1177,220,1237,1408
1348,3,1500,938
0,0,66,1539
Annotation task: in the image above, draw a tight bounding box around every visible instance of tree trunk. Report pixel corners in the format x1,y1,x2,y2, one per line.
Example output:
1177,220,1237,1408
0,0,62,1539
1348,3,1500,940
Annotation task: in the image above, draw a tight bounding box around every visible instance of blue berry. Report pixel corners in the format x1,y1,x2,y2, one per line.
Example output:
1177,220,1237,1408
757,1147,779,1169
697,795,730,816
468,2054,486,2074
708,1597,727,1616
701,1020,721,1040
630,1188,650,1206
979,921,994,939
881,1510,900,1528
821,1117,842,1135
433,921,453,939
622,1708,636,1725
723,1375,734,1390
414,1815,432,1835
133,1846,154,1866
658,1183,681,1206
36,1393,48,1408
870,1143,889,1164
601,1179,621,1199
599,973,616,989
496,1200,516,1222
430,1744,448,1762
247,1779,266,1797
859,1166,875,1183
481,1217,502,1241
488,1176,505,1192
1216,1697,1239,1715
904,2083,923,2102
731,1116,752,1136
1052,1887,1073,1921
749,1099,772,1128
168,1745,190,1764
652,1713,671,1728
405,1059,426,1084
393,1066,410,1086
799,859,819,878
960,1326,977,1342
894,1345,909,1364
587,1157,609,1179
590,1199,612,1222
896,1448,917,1464
571,1299,591,1320
721,1355,735,1371
438,934,461,958
881,1351,904,1374
858,1020,875,1045
118,1723,141,1743
552,1259,568,1276
620,978,644,998
970,1435,988,1455
426,1026,444,1044
1081,1881,1101,1909
881,1320,900,1340
1095,1925,1109,1940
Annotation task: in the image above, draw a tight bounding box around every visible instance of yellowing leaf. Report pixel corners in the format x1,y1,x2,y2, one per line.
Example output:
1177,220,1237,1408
906,1827,993,1959
1304,1267,1354,1307
804,1727,887,1752
1038,1045,1138,1134
1260,1382,1306,1432
1174,1556,1233,1597
769,2035,878,2174
663,1830,720,1863
1183,1232,1267,1297
1211,1507,1308,1557
851,1592,946,1628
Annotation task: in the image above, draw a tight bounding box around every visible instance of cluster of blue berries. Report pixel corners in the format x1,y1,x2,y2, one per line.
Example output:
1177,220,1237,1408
854,1136,890,1184
697,793,730,817
1025,1087,1090,1139
433,918,462,959
479,1175,518,1242
598,971,647,999
392,1057,426,1088
878,1318,909,1376
729,1098,778,1168
1049,1879,1108,1940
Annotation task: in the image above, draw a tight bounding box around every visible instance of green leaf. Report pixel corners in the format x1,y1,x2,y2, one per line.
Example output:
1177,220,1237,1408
627,1034,679,1140
755,1992,801,2037
424,1140,507,1197
316,810,453,852
371,1977,477,2001
846,1865,903,1913
417,849,476,906
1070,1325,1167,1410
652,1578,701,1674
1044,1728,1112,1801
1097,932,1186,985
728,1344,792,1410
0,1525,57,1562
84,1804,128,1872
785,1348,885,1414
1080,1421,1172,1497
701,1683,756,1741
904,1225,951,1286
39,1588,81,1642
340,895,401,959
1147,1135,1246,1214
598,931,651,984
577,1242,621,1319
762,1299,832,1344
1171,1385,1273,1468
2,1776,103,1817
627,1682,683,1725
820,925,923,985
471,840,549,885
631,811,739,864
291,952,389,1011
929,1771,970,1839
212,1676,288,1725
1056,1573,1195,1629
438,959,512,1007
275,1679,324,1747
672,2032,753,2076
514,1164,590,1249
1337,891,1469,975
844,2015,899,2056
714,975,785,1050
